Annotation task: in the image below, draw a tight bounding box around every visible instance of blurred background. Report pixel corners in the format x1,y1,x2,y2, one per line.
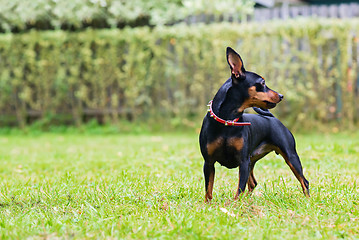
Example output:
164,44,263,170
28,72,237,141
0,0,358,133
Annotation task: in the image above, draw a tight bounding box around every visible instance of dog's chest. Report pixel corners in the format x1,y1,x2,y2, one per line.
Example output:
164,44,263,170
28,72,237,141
206,137,246,168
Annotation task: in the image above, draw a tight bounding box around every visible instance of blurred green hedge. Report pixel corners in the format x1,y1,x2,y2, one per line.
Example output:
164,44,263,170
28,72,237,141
0,0,254,32
0,19,359,131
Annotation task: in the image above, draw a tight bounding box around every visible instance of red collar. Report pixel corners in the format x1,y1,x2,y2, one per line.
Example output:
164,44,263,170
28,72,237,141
207,100,251,126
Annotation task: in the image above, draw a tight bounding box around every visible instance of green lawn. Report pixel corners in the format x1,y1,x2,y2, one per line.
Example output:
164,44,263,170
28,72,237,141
0,132,358,239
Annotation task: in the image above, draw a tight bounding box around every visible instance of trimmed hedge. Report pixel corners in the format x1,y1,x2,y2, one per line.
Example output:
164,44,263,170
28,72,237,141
0,19,359,130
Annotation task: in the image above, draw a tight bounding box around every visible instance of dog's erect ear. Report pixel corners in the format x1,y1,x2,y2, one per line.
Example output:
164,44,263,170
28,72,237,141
226,47,245,80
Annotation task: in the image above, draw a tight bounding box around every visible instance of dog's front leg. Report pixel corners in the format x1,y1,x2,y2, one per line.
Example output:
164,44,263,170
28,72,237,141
203,162,215,203
235,159,250,199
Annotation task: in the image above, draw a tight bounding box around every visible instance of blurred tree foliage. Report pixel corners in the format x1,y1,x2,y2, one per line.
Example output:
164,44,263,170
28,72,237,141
0,0,254,32
0,19,358,131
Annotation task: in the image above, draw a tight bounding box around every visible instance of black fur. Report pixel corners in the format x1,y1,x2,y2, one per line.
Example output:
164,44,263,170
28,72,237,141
199,47,309,202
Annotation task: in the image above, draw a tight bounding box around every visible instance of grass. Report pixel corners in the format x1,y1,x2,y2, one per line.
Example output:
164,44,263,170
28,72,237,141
0,131,358,239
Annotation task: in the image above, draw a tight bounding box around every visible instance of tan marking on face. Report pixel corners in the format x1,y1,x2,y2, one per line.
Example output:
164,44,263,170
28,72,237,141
238,86,281,112
228,137,244,151
206,138,224,156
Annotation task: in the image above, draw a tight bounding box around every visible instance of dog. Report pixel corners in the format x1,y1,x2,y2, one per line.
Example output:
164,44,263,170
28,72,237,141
199,47,309,202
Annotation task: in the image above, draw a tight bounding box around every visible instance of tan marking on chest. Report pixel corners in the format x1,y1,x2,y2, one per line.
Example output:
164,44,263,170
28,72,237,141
207,138,224,155
228,137,244,151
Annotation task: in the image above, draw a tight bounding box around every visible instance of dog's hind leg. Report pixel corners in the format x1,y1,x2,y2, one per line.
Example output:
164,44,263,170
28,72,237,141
272,138,310,196
247,167,257,193
279,150,310,197
268,124,310,197
248,143,275,193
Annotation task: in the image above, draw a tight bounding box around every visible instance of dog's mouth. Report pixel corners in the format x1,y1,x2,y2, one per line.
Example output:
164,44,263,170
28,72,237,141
263,93,283,109
264,101,277,109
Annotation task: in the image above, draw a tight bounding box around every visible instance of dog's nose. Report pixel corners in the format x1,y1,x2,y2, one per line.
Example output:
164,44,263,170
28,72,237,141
279,94,284,101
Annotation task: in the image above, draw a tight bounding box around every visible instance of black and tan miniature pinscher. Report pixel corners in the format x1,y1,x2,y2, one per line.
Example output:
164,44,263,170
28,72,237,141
199,47,309,202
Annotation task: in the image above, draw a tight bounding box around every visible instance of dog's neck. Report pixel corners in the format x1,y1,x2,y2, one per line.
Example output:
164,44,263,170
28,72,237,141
210,78,250,121
213,95,246,120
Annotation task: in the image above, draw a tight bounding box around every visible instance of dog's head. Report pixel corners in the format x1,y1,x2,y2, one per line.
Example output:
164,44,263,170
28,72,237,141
226,47,283,111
